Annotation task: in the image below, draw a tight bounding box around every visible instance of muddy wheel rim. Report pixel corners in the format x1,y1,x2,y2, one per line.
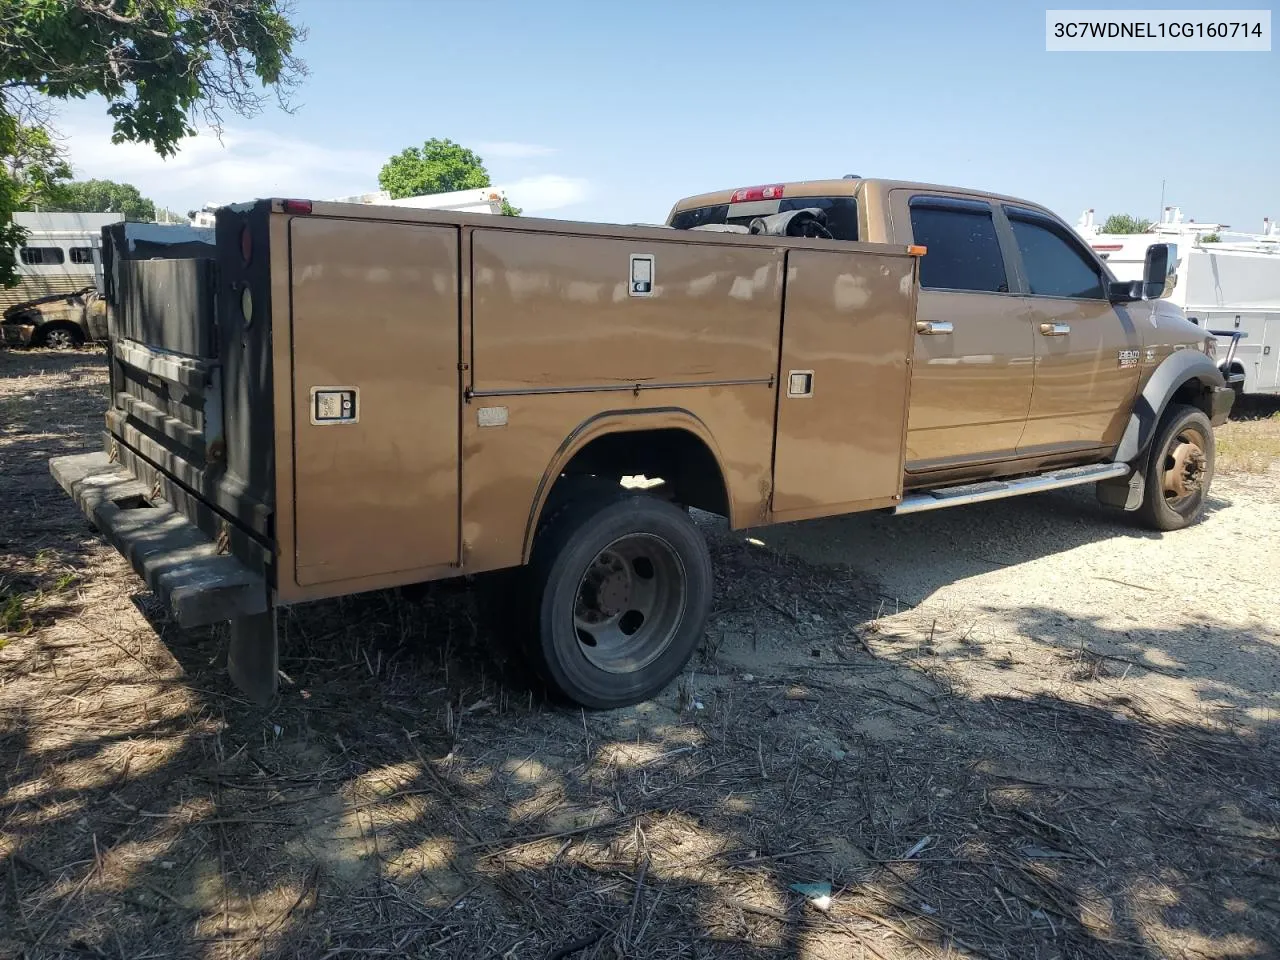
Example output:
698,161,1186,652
1161,429,1207,506
45,329,75,349
572,533,686,674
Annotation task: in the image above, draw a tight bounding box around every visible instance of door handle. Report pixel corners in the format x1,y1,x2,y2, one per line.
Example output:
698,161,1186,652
916,320,953,335
1039,322,1071,336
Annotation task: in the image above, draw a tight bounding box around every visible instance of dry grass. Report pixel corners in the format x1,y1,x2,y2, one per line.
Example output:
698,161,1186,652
2,348,1278,960
1216,395,1280,475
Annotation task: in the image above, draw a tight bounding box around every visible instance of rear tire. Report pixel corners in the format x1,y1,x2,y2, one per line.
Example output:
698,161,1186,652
1135,404,1214,531
38,323,84,350
524,494,712,709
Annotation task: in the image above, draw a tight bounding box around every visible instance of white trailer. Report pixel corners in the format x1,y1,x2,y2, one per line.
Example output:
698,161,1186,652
1077,208,1280,395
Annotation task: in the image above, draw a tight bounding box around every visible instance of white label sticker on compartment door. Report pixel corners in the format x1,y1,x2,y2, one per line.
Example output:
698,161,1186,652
629,254,654,296
310,386,359,424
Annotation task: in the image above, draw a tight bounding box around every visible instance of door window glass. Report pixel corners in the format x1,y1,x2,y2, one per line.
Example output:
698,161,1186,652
908,202,1008,293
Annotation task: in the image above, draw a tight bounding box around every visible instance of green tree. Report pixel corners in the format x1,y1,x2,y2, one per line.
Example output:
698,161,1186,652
379,138,522,216
0,0,306,284
1201,233,1221,244
53,180,157,221
4,122,72,209
1102,213,1154,234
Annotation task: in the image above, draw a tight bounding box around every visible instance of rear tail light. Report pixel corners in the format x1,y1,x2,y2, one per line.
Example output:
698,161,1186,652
730,184,785,203
282,199,313,215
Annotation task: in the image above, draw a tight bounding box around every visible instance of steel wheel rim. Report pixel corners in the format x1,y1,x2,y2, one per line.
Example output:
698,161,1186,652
572,533,686,674
1162,428,1207,507
45,329,75,349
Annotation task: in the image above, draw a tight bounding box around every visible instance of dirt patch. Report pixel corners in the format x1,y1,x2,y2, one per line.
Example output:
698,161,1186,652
2,348,1278,959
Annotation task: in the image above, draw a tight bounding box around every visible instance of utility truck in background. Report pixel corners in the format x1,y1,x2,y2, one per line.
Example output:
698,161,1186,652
49,177,1230,710
1078,206,1280,396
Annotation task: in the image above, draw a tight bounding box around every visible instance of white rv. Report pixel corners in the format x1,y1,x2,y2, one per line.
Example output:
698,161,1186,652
1077,207,1280,396
3,211,125,313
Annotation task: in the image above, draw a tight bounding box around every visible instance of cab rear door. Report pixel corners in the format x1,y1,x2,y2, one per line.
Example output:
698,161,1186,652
890,191,1034,472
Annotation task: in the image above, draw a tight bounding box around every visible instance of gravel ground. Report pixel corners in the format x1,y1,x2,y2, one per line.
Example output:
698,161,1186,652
2,348,1277,960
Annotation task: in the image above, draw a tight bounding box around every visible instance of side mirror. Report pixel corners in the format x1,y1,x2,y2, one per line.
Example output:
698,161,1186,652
1142,243,1178,300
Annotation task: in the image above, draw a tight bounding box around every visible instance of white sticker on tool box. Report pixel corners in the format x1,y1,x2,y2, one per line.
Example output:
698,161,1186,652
477,406,508,427
629,254,654,297
310,386,359,424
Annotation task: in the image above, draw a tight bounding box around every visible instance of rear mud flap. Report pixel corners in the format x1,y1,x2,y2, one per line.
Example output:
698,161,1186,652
228,607,279,705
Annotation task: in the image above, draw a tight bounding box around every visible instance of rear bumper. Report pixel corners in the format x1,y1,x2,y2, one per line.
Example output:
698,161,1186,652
49,451,268,627
1209,385,1235,427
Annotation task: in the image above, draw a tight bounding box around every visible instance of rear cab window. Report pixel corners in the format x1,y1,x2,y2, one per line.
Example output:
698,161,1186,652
670,195,859,241
908,196,1009,293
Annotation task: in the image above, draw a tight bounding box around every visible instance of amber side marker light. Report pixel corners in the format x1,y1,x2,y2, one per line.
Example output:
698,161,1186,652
282,199,313,215
907,245,927,256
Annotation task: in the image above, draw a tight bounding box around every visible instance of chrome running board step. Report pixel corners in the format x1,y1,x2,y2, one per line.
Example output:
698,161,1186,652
895,462,1130,516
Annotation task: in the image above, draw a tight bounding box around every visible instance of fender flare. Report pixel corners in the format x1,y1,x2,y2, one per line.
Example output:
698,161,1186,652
521,407,731,563
1113,349,1225,466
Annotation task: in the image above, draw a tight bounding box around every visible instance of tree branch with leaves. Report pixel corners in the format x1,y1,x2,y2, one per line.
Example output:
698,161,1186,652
0,0,308,285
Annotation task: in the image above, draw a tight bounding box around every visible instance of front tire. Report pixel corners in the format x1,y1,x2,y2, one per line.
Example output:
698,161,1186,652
1135,404,1215,531
524,494,713,709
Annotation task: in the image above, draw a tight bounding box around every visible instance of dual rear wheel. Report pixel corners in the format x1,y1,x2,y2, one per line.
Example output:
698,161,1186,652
521,494,712,709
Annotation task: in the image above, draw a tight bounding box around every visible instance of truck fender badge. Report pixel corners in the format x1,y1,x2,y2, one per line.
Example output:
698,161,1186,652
477,406,509,427
1118,349,1140,369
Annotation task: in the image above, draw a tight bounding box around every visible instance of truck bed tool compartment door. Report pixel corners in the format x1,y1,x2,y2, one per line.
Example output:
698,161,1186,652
289,217,461,586
771,248,917,520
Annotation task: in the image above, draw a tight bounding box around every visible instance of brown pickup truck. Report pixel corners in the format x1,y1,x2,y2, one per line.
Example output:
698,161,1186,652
49,178,1233,709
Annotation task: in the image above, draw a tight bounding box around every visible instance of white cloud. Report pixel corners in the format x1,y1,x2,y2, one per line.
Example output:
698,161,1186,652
475,141,557,159
503,175,591,213
57,121,590,216
60,121,385,210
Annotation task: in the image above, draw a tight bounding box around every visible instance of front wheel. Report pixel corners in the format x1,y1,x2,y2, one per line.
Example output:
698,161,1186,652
1135,404,1215,531
524,495,713,709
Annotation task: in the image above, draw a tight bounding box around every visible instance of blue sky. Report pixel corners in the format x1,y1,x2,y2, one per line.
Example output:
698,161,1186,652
54,0,1278,231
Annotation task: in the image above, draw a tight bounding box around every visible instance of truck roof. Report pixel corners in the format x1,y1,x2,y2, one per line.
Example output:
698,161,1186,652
668,177,1046,216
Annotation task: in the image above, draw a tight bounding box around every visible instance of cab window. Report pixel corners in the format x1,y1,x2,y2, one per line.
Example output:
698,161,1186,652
908,198,1008,293
1007,212,1106,300
670,196,859,241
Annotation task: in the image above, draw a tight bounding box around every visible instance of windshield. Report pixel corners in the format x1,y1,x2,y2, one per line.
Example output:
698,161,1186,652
670,196,859,241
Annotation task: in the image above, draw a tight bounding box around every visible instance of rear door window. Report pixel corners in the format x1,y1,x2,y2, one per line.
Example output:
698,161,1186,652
908,198,1009,293
670,196,859,241
1006,211,1106,300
